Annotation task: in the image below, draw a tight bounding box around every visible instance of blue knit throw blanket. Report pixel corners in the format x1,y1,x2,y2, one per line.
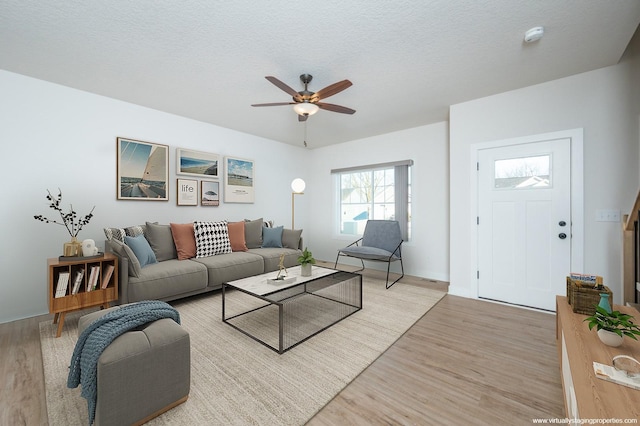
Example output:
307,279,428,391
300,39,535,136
67,301,181,425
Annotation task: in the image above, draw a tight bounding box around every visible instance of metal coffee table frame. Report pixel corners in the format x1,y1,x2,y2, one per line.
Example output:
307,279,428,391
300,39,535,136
222,266,362,354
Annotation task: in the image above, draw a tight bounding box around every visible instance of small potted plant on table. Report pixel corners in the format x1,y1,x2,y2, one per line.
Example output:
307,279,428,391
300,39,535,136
585,306,640,347
298,247,316,277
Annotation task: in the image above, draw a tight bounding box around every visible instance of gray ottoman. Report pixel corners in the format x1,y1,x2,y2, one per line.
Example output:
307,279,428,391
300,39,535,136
78,305,190,426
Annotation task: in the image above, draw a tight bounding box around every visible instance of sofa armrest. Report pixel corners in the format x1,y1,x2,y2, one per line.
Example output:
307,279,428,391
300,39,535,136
105,240,130,305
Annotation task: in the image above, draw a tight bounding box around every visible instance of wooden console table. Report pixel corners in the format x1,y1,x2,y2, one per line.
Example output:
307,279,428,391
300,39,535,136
556,295,640,420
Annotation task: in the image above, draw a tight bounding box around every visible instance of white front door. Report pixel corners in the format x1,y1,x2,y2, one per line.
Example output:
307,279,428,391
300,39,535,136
477,138,571,311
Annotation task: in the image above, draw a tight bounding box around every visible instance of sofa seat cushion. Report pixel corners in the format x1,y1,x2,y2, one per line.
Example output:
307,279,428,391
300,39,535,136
127,259,208,302
249,248,302,273
191,252,264,287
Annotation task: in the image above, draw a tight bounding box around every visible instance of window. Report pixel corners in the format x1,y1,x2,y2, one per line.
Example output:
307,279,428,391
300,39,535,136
332,160,412,240
494,154,550,189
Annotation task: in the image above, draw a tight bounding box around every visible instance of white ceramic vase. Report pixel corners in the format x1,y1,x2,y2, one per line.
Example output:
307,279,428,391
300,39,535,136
597,329,624,347
301,263,312,277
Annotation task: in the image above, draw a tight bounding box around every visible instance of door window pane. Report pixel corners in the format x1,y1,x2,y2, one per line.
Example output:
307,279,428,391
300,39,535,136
494,155,550,189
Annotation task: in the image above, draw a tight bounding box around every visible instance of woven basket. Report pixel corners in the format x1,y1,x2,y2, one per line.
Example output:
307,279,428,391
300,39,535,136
566,277,612,315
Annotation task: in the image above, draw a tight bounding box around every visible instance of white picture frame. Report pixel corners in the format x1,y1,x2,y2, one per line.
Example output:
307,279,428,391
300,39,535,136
224,156,255,203
177,179,198,206
176,148,220,179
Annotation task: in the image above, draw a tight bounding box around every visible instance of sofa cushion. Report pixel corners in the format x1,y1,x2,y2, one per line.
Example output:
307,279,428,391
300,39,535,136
192,252,264,287
227,221,248,252
170,223,196,260
243,218,263,249
249,247,302,272
125,235,157,268
126,225,146,238
262,226,283,248
145,222,178,262
282,228,302,249
194,221,232,257
109,239,142,278
127,259,208,301
104,224,150,243
104,227,126,243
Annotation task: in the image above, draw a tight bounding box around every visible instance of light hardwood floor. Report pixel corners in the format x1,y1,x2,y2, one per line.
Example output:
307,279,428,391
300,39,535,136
0,265,564,426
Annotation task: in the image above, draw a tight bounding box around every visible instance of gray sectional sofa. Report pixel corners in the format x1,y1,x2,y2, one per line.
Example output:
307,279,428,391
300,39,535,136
104,218,303,305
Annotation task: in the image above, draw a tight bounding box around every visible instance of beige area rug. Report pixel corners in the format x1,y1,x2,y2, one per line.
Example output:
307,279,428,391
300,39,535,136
40,277,445,425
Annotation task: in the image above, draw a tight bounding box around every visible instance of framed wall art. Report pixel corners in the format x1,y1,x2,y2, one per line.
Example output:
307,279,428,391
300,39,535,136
117,137,169,201
176,148,220,179
177,179,198,206
224,156,254,203
201,180,220,206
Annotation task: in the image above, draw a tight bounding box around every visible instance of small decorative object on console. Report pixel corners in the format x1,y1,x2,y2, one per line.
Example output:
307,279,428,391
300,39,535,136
566,275,612,315
584,305,640,346
34,188,95,257
82,239,99,256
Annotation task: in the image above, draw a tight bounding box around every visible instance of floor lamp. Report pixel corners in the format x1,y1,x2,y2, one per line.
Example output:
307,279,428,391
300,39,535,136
291,178,305,229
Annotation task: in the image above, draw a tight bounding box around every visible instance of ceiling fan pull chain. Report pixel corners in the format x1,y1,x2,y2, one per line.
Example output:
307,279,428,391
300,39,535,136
304,120,308,147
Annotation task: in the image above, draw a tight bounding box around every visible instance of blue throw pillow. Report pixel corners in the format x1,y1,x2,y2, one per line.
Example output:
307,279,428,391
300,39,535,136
262,226,283,248
124,234,158,268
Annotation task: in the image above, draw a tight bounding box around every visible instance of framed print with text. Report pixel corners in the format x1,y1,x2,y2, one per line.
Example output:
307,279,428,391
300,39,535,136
177,179,198,206
201,180,220,206
117,137,169,201
176,148,220,179
224,157,254,203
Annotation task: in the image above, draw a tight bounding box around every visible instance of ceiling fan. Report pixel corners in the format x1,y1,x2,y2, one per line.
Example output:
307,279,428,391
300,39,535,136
251,74,355,121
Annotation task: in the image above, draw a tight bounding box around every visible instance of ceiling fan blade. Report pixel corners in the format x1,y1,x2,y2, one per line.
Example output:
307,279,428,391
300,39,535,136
298,114,308,122
265,76,303,101
311,80,352,101
317,102,356,115
251,102,296,107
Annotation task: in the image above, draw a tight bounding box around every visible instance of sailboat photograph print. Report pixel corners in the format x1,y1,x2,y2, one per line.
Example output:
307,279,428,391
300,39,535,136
117,137,169,201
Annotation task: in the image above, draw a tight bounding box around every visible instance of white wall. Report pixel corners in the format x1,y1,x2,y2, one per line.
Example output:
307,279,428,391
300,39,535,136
307,123,450,282
449,61,640,304
0,70,310,323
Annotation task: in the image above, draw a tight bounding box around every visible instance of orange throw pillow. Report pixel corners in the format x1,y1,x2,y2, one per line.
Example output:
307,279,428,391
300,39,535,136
170,223,197,260
227,221,248,252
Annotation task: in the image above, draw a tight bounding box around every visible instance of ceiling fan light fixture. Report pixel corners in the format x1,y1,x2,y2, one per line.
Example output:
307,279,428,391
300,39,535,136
293,102,319,116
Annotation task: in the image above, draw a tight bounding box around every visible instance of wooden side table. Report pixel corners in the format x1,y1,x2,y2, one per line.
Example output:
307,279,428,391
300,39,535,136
47,253,119,337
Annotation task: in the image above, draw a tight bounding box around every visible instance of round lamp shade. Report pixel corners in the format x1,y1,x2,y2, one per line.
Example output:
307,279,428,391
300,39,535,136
293,103,319,116
291,178,306,193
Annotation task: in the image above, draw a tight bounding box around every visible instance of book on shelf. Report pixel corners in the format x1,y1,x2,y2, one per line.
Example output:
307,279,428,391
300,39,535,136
54,272,70,298
101,264,115,289
92,265,101,290
87,265,100,291
71,268,85,295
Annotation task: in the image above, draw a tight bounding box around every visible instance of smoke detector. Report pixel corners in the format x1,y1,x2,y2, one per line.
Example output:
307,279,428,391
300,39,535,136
524,26,544,43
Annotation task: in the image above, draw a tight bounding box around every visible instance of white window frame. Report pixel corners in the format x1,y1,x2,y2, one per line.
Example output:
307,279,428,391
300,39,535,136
331,160,412,241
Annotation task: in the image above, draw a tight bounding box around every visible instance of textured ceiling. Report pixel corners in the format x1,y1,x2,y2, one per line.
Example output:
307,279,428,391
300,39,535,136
2,0,640,148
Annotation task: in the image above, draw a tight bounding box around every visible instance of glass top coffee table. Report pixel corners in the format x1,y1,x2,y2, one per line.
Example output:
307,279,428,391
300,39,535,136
222,265,362,354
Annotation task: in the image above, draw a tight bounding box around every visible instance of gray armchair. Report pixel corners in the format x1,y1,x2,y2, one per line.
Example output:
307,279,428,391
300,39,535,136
335,220,404,288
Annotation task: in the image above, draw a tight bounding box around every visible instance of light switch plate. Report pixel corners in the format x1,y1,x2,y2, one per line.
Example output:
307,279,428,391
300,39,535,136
595,209,621,222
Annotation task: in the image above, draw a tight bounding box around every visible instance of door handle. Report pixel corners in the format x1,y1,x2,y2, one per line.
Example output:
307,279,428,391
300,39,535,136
559,221,566,227
559,233,567,240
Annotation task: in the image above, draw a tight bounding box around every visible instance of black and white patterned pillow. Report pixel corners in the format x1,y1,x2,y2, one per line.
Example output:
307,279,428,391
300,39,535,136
125,225,146,238
104,227,126,242
104,225,146,242
194,221,232,257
